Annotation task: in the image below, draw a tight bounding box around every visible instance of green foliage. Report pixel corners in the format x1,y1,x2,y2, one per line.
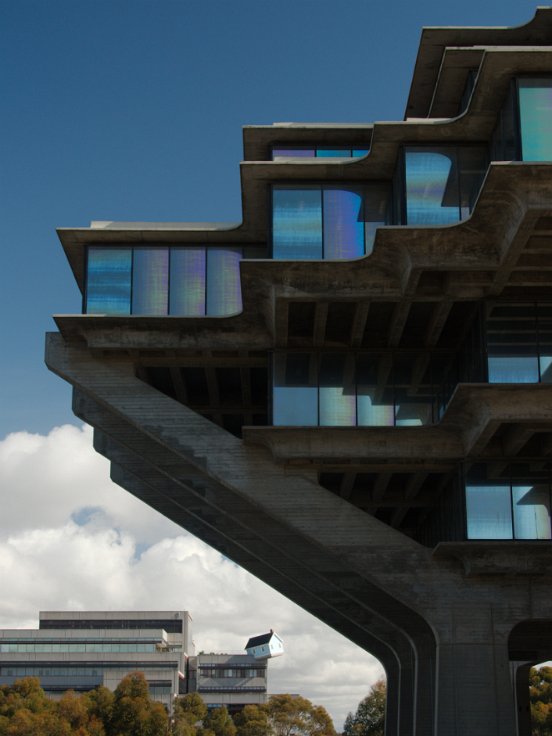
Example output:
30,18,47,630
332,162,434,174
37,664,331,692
0,674,168,736
174,692,208,727
530,666,552,736
343,679,385,736
266,694,336,736
233,704,269,736
201,707,236,736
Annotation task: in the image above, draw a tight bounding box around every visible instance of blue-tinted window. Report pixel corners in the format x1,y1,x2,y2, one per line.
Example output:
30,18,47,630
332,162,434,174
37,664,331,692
466,484,513,539
402,146,487,225
465,465,552,540
271,147,369,160
170,248,206,316
206,248,243,316
273,354,317,426
518,79,552,161
86,248,132,315
319,354,356,426
512,485,551,539
272,352,444,427
272,186,389,260
486,304,540,383
85,246,242,317
132,248,169,315
323,188,364,259
273,188,323,259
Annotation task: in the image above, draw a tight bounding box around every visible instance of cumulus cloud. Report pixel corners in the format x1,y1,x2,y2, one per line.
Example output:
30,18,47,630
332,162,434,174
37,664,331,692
0,425,383,727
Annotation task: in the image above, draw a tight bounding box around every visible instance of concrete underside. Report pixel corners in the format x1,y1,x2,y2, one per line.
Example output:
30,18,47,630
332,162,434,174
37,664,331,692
46,334,552,736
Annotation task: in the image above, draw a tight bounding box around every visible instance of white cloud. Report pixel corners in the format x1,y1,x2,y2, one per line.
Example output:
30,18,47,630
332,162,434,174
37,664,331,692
0,425,382,727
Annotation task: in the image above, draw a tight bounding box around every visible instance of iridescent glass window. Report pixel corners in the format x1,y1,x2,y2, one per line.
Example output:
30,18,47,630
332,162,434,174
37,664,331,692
272,186,388,260
323,188,364,259
170,248,206,316
206,248,243,316
518,79,552,161
86,248,132,315
402,146,487,225
273,188,323,259
132,248,169,315
85,245,242,317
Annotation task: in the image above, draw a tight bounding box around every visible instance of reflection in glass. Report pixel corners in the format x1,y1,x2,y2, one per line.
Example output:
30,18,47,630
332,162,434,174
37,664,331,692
518,79,552,161
488,357,539,383
405,149,459,225
356,354,394,426
86,248,132,315
272,148,315,159
170,248,206,316
206,248,243,316
273,189,323,259
512,485,552,539
273,354,317,426
466,484,512,539
323,189,364,259
319,354,356,426
132,249,169,315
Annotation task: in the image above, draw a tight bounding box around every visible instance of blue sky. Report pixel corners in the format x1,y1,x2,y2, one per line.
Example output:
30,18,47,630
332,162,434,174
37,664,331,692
0,0,539,436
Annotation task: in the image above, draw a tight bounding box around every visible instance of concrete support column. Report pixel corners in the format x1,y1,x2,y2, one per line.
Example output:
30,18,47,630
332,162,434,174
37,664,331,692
513,663,532,736
434,638,516,736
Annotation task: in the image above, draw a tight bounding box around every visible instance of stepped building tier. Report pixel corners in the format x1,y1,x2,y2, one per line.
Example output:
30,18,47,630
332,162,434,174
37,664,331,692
47,9,552,735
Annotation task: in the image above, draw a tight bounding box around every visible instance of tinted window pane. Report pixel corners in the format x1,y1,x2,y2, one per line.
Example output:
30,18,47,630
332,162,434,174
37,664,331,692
206,248,242,316
319,354,356,426
86,248,131,315
488,357,539,383
316,148,351,157
273,354,317,425
352,149,369,157
356,354,394,426
132,248,169,315
272,148,315,159
273,188,323,259
512,485,552,539
323,188,364,259
170,248,206,316
405,149,460,225
466,485,512,539
518,79,552,161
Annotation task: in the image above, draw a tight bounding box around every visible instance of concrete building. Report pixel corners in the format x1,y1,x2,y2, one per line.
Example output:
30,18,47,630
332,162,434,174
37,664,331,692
0,612,271,714
0,611,191,713
187,653,268,713
45,9,552,735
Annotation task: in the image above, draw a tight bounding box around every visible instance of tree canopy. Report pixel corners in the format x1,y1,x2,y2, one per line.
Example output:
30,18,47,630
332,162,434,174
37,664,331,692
343,680,386,736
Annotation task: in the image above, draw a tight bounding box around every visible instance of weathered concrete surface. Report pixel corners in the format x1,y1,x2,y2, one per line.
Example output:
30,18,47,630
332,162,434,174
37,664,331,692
46,334,552,735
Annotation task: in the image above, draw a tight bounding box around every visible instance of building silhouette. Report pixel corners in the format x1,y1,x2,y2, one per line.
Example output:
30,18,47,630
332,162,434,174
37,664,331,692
46,9,552,735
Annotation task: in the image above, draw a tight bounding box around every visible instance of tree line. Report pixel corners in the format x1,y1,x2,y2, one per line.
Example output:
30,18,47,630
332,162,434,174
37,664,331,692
0,673,337,736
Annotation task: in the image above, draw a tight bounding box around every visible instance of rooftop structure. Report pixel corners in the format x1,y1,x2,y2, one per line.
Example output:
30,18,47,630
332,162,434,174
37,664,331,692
46,8,552,736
